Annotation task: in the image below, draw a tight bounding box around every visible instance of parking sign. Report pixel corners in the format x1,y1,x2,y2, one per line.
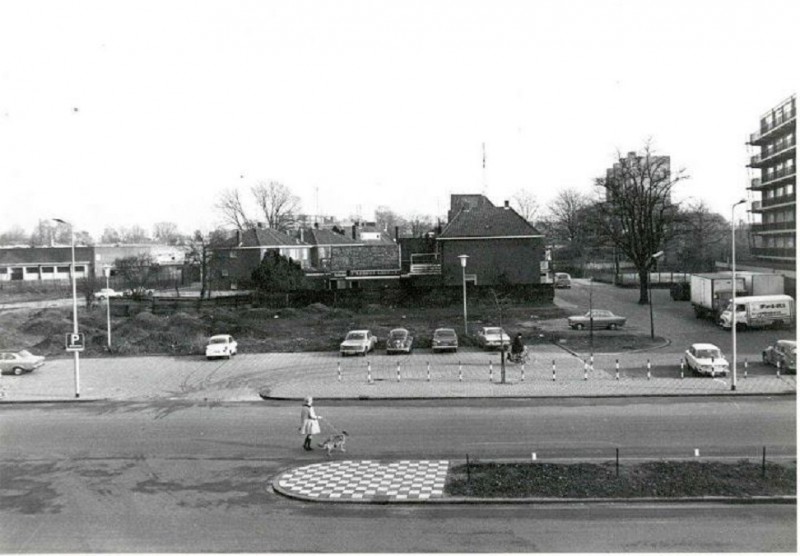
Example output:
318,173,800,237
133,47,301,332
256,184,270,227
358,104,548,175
65,333,85,352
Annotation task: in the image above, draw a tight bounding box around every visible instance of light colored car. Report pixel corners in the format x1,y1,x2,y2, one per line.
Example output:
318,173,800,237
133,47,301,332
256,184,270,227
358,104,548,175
554,272,572,288
684,343,729,376
386,328,414,354
568,309,627,330
432,328,458,353
339,330,377,356
205,334,238,359
0,350,45,375
476,326,511,350
95,288,123,300
762,340,797,373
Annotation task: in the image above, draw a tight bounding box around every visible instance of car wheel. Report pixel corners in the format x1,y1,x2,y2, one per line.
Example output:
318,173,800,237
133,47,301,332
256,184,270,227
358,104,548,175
575,323,585,330
13,367,24,376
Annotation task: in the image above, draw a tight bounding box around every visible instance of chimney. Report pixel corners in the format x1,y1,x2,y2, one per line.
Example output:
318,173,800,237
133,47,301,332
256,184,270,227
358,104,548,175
352,224,357,240
235,230,242,246
299,228,304,242
395,226,399,241
504,200,510,209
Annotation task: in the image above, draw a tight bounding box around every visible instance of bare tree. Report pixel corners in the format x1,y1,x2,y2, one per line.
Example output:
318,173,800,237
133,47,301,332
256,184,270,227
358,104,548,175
374,206,409,236
0,225,29,246
216,188,253,232
511,189,540,225
152,222,182,245
100,227,121,244
594,142,686,304
251,181,300,233
548,188,593,245
408,214,434,238
120,225,150,243
668,200,728,273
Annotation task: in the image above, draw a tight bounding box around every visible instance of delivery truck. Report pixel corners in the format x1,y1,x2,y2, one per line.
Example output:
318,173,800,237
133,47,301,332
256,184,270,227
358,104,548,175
690,273,747,320
718,294,795,330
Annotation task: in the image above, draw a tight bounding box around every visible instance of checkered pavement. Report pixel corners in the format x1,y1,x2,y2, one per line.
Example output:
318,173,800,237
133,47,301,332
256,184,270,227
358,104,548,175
273,460,450,502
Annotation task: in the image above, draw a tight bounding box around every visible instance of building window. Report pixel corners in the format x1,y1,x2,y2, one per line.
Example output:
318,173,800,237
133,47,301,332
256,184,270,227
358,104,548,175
42,267,54,273
57,266,70,273
0,268,7,274
75,265,85,273
26,267,40,274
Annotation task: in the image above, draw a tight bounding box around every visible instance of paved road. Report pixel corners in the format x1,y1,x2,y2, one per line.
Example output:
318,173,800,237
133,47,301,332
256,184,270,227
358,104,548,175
1,399,795,552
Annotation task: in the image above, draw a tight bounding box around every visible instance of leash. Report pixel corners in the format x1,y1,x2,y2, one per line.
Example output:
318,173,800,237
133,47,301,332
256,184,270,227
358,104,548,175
320,417,344,435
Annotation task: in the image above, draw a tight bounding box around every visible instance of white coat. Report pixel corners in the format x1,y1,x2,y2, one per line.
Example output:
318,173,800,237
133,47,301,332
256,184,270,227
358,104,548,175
300,404,320,435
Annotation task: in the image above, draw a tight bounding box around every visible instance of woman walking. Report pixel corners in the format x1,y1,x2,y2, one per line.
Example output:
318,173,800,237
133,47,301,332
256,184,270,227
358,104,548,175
299,396,321,451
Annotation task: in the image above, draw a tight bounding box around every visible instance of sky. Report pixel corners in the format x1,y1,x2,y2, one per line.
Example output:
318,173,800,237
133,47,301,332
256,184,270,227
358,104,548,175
0,0,797,239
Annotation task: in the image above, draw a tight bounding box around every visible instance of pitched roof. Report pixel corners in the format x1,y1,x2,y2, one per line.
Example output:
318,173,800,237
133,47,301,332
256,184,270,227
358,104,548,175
0,246,94,265
219,228,310,248
439,204,542,239
302,228,358,246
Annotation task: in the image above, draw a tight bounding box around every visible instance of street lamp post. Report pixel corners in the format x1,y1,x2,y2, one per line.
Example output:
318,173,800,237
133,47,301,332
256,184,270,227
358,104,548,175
53,218,80,398
649,251,664,340
104,265,112,349
458,255,469,336
731,199,747,392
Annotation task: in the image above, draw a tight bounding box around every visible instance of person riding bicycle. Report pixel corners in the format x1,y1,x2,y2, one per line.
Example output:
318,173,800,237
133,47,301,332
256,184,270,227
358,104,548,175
508,333,526,361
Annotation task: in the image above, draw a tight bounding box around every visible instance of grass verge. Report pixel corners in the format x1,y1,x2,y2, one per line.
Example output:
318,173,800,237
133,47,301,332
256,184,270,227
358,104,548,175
445,460,796,498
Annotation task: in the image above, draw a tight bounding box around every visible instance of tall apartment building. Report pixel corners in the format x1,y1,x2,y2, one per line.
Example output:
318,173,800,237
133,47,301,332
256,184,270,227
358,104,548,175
604,151,672,205
747,94,796,264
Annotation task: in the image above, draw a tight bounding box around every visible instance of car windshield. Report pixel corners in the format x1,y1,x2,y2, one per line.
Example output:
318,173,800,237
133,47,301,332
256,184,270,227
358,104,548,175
485,328,503,335
18,350,32,357
209,337,229,344
435,330,456,338
389,330,406,339
588,310,612,317
346,332,366,340
696,348,722,359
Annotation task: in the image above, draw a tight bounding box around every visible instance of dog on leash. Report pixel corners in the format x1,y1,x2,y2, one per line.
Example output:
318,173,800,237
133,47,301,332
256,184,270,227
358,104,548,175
318,431,349,456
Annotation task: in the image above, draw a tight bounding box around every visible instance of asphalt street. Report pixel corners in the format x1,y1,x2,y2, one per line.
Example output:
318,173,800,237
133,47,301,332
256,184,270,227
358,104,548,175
0,399,796,552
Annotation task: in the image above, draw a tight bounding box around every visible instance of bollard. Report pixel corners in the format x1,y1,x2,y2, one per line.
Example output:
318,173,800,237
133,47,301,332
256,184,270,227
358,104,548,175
680,358,685,379
777,360,782,378
367,362,372,384
427,361,431,382
337,362,342,382
521,364,525,382
647,359,651,380
744,358,748,379
615,359,620,381
489,361,493,382
458,362,463,382
583,360,588,381
711,356,715,378
590,354,594,373
396,361,401,382
552,359,556,381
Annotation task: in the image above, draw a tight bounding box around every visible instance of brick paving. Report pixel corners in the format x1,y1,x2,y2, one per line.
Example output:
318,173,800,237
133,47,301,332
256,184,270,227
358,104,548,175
0,347,795,402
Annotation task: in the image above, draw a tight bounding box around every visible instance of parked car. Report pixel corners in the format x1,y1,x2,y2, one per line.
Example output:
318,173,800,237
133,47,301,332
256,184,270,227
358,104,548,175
124,287,155,299
554,272,572,288
762,339,797,373
567,309,627,330
476,327,511,350
431,328,458,353
0,350,46,375
386,328,414,354
339,330,377,356
684,343,729,376
205,334,238,360
95,288,123,300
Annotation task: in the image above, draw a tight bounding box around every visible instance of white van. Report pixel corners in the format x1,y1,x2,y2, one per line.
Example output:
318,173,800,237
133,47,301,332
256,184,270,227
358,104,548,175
718,294,795,330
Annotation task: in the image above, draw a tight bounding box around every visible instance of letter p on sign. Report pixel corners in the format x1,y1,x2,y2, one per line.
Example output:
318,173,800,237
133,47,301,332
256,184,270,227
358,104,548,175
66,333,85,352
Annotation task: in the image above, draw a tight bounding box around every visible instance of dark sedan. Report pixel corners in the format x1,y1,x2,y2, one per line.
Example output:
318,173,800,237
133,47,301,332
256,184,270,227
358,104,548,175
386,328,414,354
567,310,627,330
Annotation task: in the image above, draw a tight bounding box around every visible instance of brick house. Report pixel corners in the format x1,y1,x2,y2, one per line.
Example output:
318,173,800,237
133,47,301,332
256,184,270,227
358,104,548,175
438,196,547,287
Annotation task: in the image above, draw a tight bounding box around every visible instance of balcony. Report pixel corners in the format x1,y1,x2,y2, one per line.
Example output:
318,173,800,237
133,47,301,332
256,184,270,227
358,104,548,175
753,167,796,189
749,102,796,145
751,247,796,260
409,253,441,275
750,136,797,168
750,200,762,211
761,192,796,209
750,221,796,233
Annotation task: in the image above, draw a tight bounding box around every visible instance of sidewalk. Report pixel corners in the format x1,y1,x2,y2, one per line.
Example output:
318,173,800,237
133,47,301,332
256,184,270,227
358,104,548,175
0,347,795,403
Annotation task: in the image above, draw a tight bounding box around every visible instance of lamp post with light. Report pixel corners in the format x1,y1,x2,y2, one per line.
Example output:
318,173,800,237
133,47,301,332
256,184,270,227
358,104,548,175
458,255,469,336
649,250,664,340
53,218,81,398
731,199,747,391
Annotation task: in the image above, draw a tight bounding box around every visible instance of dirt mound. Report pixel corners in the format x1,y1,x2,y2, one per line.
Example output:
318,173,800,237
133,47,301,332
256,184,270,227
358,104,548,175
131,311,165,329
